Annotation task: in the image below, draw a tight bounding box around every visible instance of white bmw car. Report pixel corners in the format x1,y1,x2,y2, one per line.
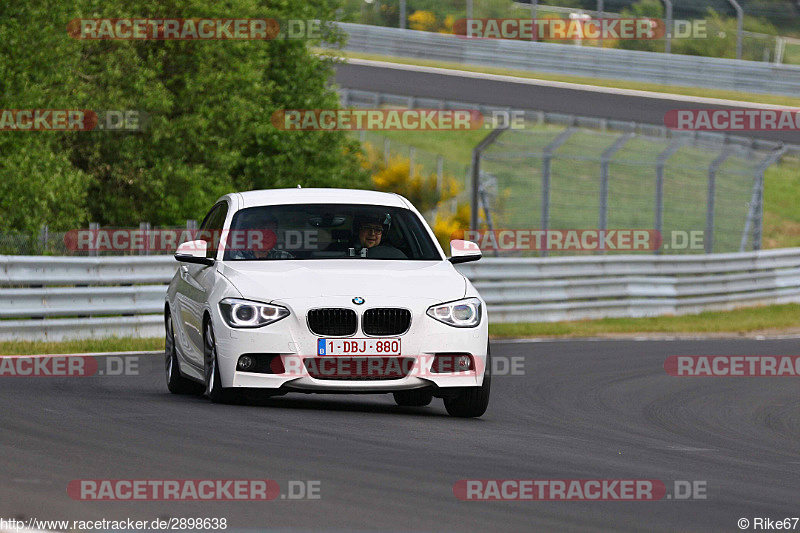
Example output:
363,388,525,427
165,188,490,417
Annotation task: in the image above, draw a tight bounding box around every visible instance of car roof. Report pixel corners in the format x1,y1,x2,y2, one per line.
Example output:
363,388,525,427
232,188,410,209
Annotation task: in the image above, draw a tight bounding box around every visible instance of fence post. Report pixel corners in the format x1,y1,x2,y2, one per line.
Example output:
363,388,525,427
139,222,151,256
89,222,99,257
655,140,683,255
599,133,634,240
541,128,575,256
596,0,605,48
471,126,508,231
747,148,787,251
705,149,734,253
727,0,744,59
662,0,673,53
384,137,390,167
186,219,197,248
39,225,49,254
436,155,444,198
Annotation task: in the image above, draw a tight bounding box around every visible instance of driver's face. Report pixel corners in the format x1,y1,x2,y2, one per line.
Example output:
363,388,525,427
359,224,383,248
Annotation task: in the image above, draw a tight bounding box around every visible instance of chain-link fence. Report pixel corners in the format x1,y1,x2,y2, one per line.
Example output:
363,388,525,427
476,112,792,255
0,222,199,256
335,0,800,65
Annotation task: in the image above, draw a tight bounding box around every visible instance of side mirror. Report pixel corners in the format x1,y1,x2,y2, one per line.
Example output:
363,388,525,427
174,240,214,266
448,240,482,264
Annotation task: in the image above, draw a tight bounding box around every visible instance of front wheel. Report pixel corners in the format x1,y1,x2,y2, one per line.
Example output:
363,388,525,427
204,322,238,404
443,349,491,418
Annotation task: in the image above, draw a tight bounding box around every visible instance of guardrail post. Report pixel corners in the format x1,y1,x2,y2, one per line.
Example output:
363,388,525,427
541,127,575,256
654,140,683,255
399,0,406,29
409,146,416,178
599,133,634,242
467,0,473,20
384,137,390,167
705,149,734,253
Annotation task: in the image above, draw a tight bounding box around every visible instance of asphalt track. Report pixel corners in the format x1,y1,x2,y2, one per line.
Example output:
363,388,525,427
334,61,800,145
2,338,800,532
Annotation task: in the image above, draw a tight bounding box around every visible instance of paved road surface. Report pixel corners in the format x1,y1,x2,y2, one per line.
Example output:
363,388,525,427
2,339,800,532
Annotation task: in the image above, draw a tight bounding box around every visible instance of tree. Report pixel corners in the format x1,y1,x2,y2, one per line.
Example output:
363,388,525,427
0,0,368,230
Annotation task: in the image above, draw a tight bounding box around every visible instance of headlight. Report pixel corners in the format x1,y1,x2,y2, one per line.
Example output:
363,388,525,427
426,297,482,328
219,298,289,328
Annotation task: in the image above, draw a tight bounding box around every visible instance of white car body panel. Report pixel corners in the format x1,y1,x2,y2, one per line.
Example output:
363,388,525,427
166,188,488,395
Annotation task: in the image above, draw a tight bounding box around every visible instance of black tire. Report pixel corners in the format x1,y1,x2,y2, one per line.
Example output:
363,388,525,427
204,321,238,404
443,348,491,418
165,313,202,394
393,389,433,407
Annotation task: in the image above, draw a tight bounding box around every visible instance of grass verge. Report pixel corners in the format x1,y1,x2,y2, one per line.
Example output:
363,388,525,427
0,337,164,356
489,304,800,338
329,50,800,108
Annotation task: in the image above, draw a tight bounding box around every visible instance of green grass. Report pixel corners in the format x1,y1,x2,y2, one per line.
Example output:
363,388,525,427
489,303,800,338
0,337,163,356
329,50,800,108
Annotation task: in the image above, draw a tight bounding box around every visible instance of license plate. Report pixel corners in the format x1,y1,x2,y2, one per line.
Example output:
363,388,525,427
318,338,401,356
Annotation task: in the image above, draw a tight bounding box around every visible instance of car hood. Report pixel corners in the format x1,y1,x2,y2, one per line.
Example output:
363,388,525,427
219,260,466,303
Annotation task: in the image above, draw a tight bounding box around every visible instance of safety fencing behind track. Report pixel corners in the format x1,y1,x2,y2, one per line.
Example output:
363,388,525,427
2,249,800,341
334,23,800,98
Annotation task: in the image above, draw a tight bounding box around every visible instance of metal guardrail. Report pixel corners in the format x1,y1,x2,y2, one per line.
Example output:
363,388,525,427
3,250,800,340
456,248,800,322
0,256,175,342
335,23,800,98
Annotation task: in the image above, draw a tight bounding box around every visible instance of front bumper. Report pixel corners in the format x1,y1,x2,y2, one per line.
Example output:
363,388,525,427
211,295,488,392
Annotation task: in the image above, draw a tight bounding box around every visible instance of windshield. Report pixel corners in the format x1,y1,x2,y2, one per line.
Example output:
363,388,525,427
223,203,442,261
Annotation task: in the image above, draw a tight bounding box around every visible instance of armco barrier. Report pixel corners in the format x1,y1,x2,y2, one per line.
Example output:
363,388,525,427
334,23,800,98
2,249,800,341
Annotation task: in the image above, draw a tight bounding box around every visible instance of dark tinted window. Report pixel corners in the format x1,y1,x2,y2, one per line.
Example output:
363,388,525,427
198,202,228,258
223,204,441,261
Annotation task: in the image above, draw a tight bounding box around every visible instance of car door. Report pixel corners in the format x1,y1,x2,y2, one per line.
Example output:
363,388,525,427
175,201,228,369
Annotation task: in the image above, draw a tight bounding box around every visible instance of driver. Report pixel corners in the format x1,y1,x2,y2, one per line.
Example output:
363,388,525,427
351,214,407,259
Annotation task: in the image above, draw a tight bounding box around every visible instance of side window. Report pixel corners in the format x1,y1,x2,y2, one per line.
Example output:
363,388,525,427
198,202,229,259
